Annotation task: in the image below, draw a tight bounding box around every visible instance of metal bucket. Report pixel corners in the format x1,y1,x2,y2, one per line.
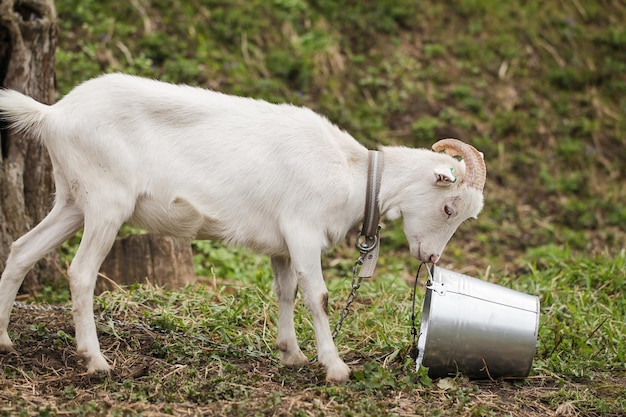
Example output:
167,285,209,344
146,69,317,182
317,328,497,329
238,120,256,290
416,265,540,379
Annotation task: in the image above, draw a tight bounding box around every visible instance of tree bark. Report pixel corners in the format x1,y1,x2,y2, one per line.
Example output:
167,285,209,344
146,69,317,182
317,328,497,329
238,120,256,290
97,234,196,294
0,0,58,293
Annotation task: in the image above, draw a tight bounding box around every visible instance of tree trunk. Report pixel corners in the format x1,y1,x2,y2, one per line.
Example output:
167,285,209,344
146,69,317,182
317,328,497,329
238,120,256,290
97,234,196,294
0,0,58,293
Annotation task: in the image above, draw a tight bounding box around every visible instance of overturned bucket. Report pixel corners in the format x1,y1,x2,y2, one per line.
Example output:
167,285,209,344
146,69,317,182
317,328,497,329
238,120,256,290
416,265,540,379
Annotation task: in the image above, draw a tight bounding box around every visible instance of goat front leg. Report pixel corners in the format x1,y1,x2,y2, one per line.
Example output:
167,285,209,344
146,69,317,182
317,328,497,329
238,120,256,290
0,203,84,352
288,243,351,383
271,255,308,367
68,214,123,373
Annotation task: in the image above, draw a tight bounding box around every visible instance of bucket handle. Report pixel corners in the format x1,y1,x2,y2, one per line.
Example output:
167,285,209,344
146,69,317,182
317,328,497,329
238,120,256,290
424,263,447,296
426,280,446,296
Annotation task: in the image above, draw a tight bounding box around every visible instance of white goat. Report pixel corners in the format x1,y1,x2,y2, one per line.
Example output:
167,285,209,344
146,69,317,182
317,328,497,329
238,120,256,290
0,74,486,382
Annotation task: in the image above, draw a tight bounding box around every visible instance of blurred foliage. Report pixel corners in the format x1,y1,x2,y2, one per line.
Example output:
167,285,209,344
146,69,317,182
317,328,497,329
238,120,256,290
54,0,626,272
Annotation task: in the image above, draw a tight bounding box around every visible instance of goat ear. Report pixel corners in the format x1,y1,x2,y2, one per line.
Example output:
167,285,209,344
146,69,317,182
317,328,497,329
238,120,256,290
434,166,456,186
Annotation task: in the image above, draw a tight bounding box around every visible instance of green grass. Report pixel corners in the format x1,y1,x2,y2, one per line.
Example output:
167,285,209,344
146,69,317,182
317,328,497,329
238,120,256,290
5,247,623,415
2,0,625,415
53,0,626,266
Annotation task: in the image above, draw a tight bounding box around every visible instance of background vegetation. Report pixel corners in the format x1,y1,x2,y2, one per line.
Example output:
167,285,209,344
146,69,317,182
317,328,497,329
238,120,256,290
54,0,625,271
1,0,625,415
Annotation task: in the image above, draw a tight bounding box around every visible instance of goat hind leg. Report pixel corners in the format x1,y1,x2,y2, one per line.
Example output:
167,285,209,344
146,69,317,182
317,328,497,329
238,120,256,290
68,214,123,373
0,203,84,352
271,255,308,367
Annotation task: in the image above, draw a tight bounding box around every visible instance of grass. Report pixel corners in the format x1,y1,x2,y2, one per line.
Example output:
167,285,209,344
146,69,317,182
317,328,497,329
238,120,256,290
2,248,625,415
1,0,625,415
52,0,626,268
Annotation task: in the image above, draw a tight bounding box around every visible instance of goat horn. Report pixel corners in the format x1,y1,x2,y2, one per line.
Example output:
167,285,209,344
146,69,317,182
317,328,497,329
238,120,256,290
432,138,486,192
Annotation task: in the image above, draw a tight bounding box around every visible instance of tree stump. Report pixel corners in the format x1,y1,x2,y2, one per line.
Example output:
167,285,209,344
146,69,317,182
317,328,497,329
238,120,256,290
0,0,58,293
96,234,196,294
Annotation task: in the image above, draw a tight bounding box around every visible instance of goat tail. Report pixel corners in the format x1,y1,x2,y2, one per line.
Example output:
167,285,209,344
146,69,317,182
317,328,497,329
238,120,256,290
0,89,52,140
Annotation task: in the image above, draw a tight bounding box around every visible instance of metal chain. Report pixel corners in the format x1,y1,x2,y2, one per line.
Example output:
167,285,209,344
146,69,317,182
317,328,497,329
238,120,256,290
409,262,432,361
332,252,367,339
13,301,71,312
408,264,423,360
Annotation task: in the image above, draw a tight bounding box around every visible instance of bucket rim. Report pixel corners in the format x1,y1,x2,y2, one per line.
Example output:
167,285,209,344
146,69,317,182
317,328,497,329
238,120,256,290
431,265,539,313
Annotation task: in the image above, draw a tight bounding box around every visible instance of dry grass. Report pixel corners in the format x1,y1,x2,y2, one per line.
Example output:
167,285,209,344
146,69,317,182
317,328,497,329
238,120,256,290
2,269,624,417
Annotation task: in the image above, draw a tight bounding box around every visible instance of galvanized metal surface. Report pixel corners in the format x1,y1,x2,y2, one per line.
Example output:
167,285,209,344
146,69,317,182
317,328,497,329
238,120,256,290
416,266,540,379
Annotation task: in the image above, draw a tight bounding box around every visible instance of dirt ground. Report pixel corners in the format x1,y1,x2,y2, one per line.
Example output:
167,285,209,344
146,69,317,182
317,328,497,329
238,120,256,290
1,305,624,417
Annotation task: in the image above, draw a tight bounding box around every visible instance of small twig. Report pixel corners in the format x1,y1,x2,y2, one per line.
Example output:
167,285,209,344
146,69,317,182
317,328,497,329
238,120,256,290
583,316,609,345
116,42,134,65
161,363,187,379
130,0,153,33
584,316,610,362
547,335,564,359
571,0,587,20
480,357,495,382
97,272,126,292
537,38,565,68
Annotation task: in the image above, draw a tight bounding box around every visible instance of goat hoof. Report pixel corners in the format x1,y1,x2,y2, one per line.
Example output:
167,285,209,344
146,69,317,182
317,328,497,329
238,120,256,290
0,337,16,354
87,363,112,374
0,345,17,354
85,355,112,374
281,350,309,368
325,362,351,383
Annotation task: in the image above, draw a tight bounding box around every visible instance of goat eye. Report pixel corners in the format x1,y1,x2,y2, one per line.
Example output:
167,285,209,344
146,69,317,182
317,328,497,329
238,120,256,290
444,205,454,217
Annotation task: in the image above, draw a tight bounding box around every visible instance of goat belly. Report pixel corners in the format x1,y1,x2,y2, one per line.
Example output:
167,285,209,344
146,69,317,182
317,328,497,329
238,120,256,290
129,195,206,241
128,194,289,255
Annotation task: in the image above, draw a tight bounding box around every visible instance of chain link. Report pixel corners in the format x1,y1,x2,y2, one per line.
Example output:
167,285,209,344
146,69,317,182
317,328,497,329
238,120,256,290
13,301,71,313
332,253,367,339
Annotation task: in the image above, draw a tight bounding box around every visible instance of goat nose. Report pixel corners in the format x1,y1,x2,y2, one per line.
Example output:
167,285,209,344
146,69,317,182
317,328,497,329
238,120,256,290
429,254,440,264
